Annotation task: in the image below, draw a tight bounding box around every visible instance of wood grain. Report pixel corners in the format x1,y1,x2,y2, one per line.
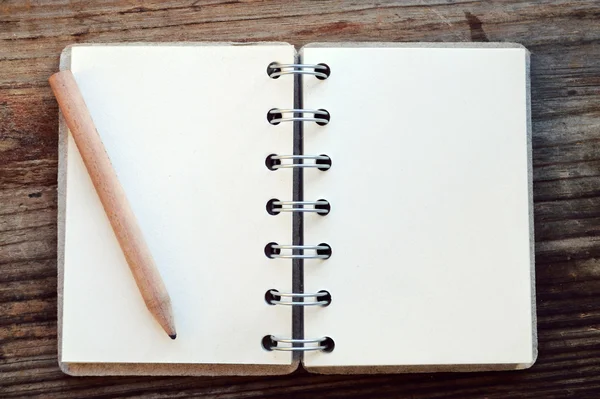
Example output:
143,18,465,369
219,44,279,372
1,0,599,397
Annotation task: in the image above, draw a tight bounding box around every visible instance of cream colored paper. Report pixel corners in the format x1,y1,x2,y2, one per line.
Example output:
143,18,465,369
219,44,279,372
61,44,294,365
302,44,535,368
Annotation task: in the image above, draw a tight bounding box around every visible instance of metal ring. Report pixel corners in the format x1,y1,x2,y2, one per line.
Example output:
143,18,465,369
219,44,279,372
275,209,326,213
272,244,328,250
271,117,327,124
274,200,328,205
270,63,329,70
270,300,328,306
268,109,330,125
273,164,331,169
268,244,331,260
270,155,331,170
268,290,330,306
272,200,329,214
272,254,330,259
271,108,329,115
268,63,329,79
271,70,329,79
272,155,330,160
268,336,329,352
270,291,329,298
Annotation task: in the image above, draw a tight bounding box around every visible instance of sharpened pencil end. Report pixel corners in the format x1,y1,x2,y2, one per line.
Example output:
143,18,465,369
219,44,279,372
169,334,177,340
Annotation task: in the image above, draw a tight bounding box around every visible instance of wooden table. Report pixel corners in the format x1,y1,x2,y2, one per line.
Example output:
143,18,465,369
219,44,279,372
1,1,599,397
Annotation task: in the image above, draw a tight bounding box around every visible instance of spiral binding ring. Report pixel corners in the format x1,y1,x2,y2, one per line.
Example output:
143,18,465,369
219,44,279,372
267,155,331,170
268,63,330,79
267,244,331,259
271,200,330,214
265,63,334,354
267,290,331,306
268,109,330,125
266,336,331,352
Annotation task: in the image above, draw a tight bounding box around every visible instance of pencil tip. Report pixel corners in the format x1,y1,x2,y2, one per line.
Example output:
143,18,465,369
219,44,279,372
169,334,177,340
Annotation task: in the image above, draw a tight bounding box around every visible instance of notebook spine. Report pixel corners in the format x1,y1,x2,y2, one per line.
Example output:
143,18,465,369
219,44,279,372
263,62,335,353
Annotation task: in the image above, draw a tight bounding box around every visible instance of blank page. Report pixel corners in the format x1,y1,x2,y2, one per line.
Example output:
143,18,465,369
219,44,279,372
302,44,534,369
61,44,294,365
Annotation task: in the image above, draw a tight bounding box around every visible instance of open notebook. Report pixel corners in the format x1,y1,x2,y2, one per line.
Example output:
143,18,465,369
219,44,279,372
57,42,536,376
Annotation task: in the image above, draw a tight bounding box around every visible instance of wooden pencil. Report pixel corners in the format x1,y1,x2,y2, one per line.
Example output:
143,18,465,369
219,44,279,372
49,70,177,339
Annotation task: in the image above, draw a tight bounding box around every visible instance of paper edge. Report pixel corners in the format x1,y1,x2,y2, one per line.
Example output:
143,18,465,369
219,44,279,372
526,45,539,369
301,42,528,50
304,363,530,375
